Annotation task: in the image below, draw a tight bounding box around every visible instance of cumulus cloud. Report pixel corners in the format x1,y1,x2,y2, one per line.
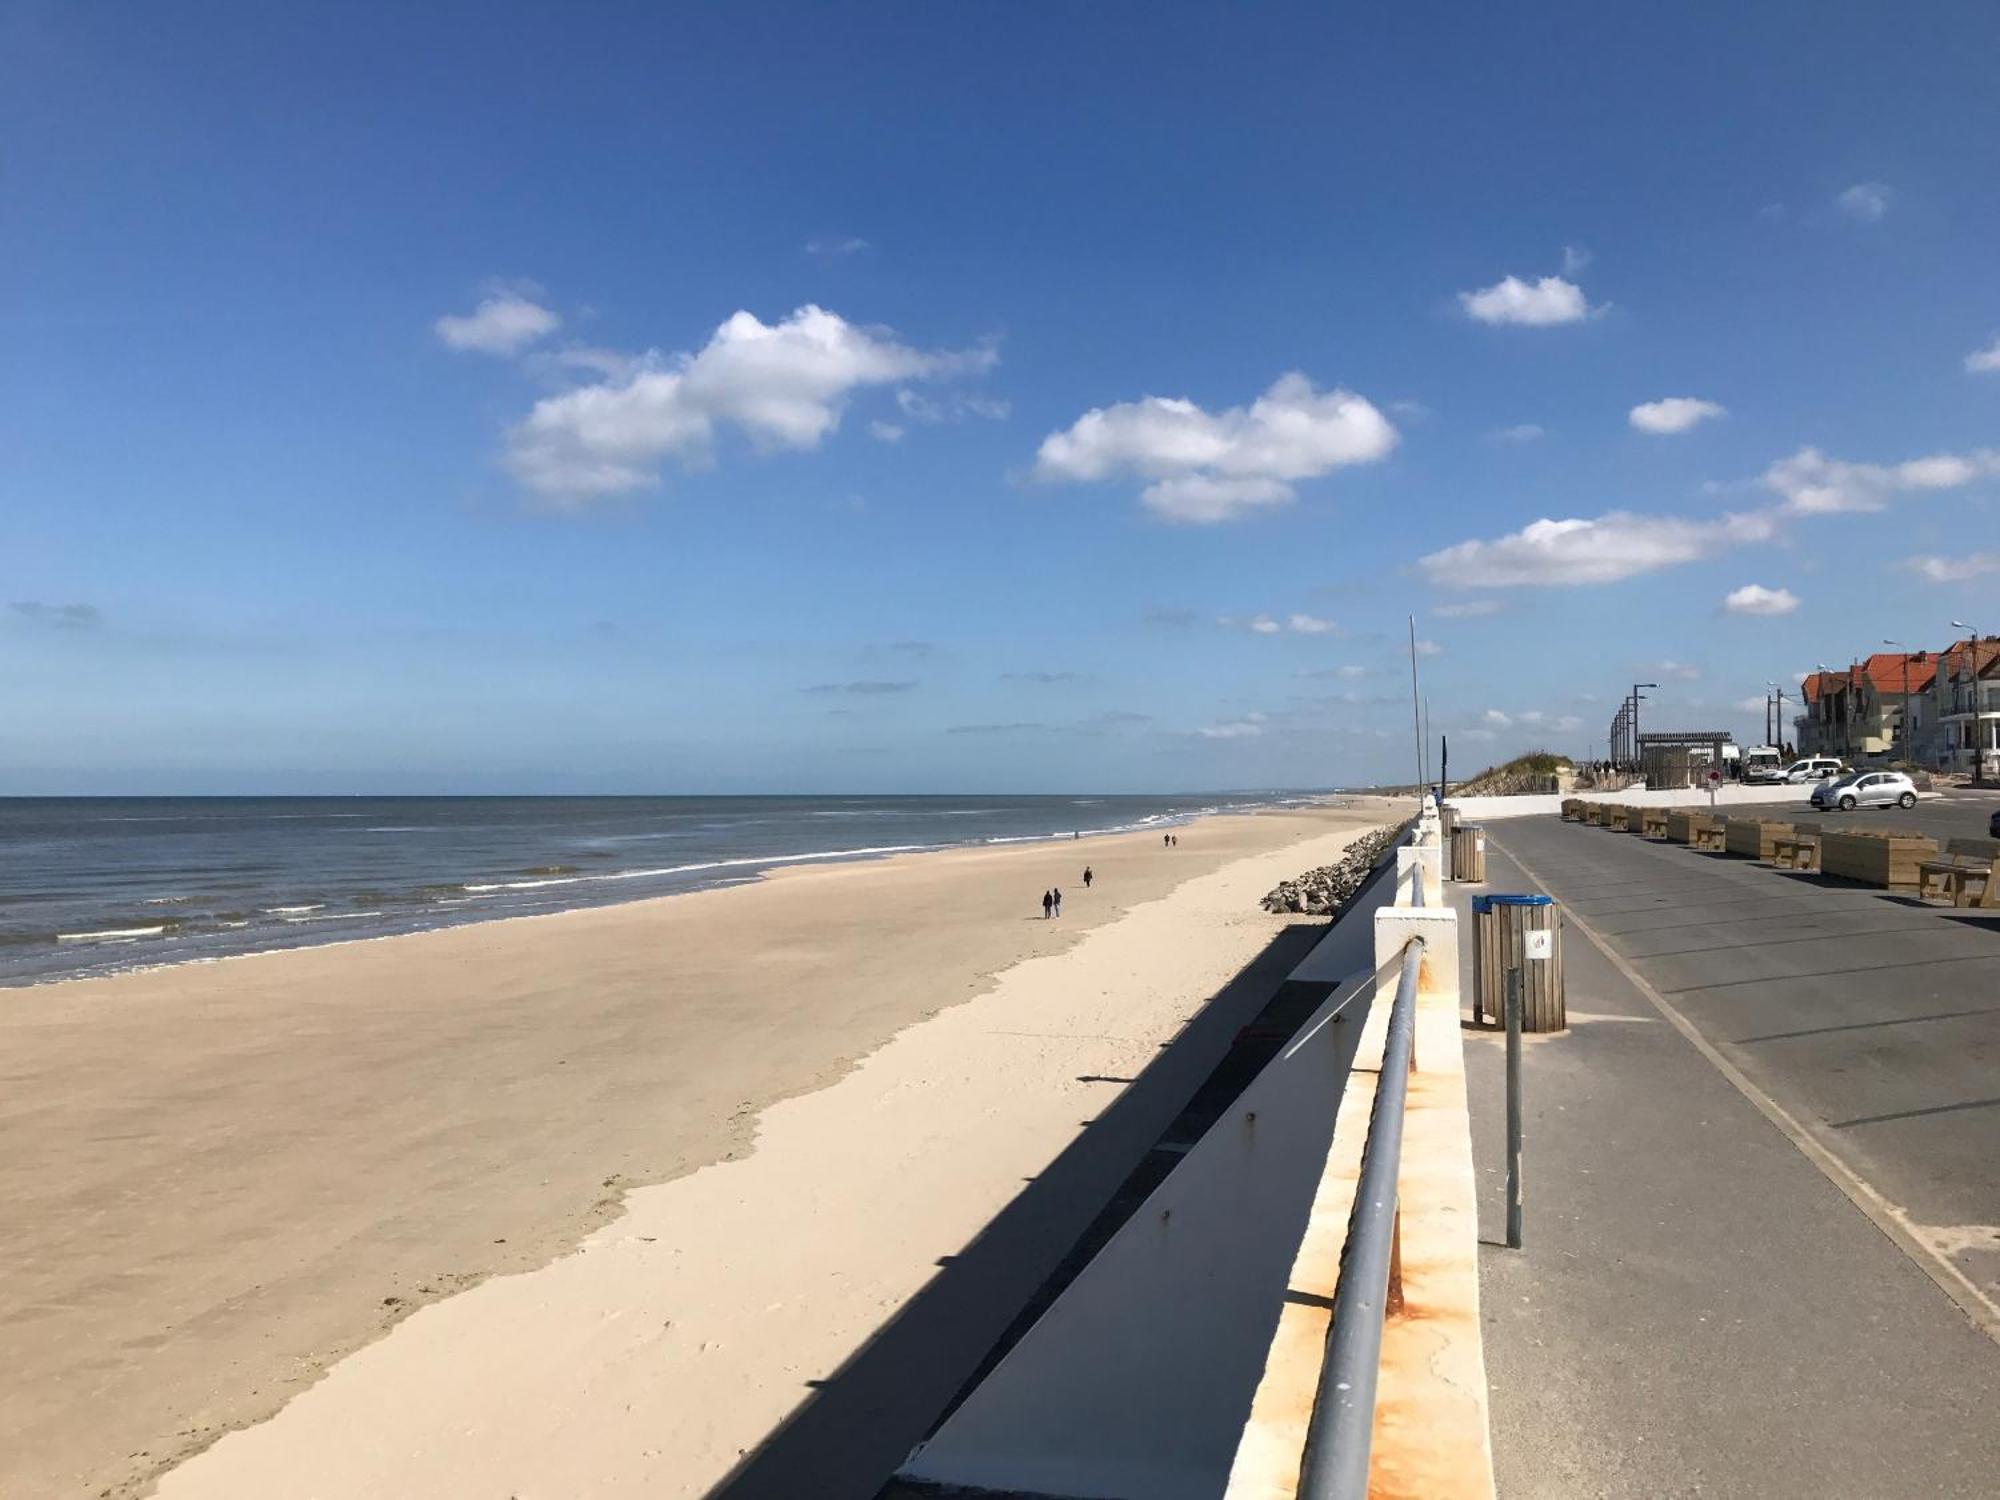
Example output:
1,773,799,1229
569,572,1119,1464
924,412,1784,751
10,600,101,629
1414,638,1442,657
1288,613,1339,635
1033,373,1397,524
1733,695,1771,714
504,305,993,502
1722,583,1799,616
1433,599,1502,618
1223,611,1342,637
867,420,905,443
1482,708,1512,728
1651,659,1702,681
1761,445,2000,514
897,388,1010,424
436,293,560,355
1629,397,1726,435
1965,336,2000,374
1490,423,1546,443
1459,273,1595,326
1836,182,1892,222
1418,510,1776,587
1900,553,2000,583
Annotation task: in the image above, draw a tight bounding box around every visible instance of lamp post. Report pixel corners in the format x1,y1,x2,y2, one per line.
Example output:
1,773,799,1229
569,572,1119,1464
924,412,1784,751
1767,679,1789,760
1883,639,1912,766
1631,682,1657,782
1952,620,1984,785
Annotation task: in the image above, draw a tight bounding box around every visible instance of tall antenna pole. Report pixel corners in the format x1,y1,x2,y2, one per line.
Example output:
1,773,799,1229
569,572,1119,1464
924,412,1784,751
1408,615,1424,795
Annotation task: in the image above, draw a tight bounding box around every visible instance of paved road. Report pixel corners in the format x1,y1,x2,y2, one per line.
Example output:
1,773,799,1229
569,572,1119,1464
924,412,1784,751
1457,829,2000,1498
1489,805,2000,1307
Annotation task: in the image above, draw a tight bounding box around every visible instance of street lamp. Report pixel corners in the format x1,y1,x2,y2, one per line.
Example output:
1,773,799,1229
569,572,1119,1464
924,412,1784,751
1767,678,1790,759
1883,639,1912,766
1631,681,1657,782
1952,620,1984,784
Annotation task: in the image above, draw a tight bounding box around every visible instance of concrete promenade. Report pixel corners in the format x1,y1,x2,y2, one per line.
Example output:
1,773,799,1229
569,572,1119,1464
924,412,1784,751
1455,815,2000,1498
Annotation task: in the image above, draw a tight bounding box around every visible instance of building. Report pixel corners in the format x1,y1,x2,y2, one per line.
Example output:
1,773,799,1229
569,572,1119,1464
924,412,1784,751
1932,635,2000,776
1797,652,1937,762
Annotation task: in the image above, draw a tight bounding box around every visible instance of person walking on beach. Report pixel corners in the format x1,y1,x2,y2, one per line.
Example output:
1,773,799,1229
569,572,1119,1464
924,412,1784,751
1082,865,1093,889
1042,889,1054,919
1164,832,1171,848
1052,886,1063,917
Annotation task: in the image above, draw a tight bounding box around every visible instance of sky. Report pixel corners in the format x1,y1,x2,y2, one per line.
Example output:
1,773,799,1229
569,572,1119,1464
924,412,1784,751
4,1,1999,794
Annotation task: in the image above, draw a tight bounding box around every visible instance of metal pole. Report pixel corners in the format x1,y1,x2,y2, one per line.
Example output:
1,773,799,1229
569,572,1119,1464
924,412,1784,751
1505,965,1523,1250
1407,616,1424,794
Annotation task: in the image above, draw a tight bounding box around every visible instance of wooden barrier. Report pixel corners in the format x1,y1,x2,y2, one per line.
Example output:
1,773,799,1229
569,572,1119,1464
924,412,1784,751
1623,805,1650,835
1771,826,1822,872
1664,809,1700,844
1640,809,1669,840
1724,817,1791,860
1583,802,1607,826
1820,830,1940,891
1690,813,1726,852
1606,805,1633,832
1561,798,1585,822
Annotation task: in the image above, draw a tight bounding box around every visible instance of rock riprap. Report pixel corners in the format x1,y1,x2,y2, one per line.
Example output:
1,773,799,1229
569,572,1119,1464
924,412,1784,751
1260,823,1404,915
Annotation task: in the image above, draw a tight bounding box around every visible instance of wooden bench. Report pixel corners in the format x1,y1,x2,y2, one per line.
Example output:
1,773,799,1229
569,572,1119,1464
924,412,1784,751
1691,814,1727,853
1606,805,1633,832
1640,809,1669,839
1561,798,1585,822
1771,823,1823,872
1724,817,1791,860
1917,837,2000,908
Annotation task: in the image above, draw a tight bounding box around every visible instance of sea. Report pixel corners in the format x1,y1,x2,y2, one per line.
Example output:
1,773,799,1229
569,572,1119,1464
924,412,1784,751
0,792,1326,987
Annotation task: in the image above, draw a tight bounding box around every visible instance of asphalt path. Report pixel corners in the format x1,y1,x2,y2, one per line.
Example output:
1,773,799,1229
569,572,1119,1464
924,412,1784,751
1488,801,2000,1312
1458,829,2000,1498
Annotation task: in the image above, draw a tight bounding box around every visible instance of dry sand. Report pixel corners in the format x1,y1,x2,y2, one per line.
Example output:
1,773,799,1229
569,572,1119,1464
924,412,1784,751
0,800,1398,1499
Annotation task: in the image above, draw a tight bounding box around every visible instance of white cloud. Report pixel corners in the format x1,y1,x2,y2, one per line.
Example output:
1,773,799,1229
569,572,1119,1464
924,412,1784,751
1629,397,1726,435
1562,244,1593,276
1761,445,2000,514
1288,613,1339,635
1414,638,1442,657
1418,509,1776,587
1733,695,1770,714
1199,716,1266,740
1458,274,1594,327
896,387,1011,424
1723,583,1799,616
1900,553,2000,583
1336,664,1369,678
1432,599,1502,619
1651,660,1702,681
503,305,992,501
805,236,870,257
1553,715,1583,733
867,420,905,443
1836,182,1891,222
1249,615,1283,634
436,293,560,356
1482,709,1512,728
1490,423,1546,443
1966,336,2000,374
1034,373,1397,524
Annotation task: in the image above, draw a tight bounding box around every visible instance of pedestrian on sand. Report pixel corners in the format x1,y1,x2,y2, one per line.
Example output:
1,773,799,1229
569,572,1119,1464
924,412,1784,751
1052,887,1063,917
1083,866,1093,889
1164,832,1171,848
1042,889,1053,919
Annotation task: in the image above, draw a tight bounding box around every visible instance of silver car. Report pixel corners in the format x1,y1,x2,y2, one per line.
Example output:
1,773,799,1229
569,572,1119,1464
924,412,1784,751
1811,770,1918,811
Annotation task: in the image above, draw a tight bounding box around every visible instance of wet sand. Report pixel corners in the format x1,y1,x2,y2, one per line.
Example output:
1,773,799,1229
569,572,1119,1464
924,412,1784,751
0,799,1399,1498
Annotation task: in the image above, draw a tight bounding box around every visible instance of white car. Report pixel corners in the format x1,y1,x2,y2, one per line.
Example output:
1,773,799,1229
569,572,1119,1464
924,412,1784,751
1782,757,1845,783
1811,770,1918,811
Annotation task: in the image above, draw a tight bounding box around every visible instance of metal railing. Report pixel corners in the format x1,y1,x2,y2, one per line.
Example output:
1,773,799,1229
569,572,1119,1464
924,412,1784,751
1295,931,1424,1498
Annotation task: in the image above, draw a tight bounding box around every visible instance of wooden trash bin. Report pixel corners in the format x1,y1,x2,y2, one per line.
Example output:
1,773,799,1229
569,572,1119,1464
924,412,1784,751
1725,817,1790,860
1451,824,1487,882
1641,808,1669,839
1473,893,1565,1031
1820,830,1940,890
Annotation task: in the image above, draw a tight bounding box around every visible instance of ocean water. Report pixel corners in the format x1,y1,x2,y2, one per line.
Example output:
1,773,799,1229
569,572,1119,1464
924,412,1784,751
0,792,1321,987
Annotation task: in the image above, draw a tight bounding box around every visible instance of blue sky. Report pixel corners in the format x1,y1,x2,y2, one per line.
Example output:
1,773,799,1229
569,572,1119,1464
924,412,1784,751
5,1,1998,793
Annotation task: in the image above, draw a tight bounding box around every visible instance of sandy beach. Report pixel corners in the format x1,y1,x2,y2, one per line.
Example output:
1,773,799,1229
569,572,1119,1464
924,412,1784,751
1,799,1396,1499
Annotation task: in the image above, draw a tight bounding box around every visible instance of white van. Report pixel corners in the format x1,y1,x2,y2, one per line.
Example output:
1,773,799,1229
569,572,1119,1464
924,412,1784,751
1782,756,1844,783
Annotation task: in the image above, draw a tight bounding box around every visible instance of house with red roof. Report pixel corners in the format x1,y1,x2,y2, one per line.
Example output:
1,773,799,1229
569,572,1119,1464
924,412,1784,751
1932,635,2000,776
1797,651,1938,762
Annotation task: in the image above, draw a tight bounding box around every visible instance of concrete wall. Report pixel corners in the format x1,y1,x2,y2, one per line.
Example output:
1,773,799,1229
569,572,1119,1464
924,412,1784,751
1448,783,1814,822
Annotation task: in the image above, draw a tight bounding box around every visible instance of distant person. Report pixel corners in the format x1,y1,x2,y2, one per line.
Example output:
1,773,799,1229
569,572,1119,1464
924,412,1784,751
1041,889,1053,920
1082,866,1093,889
1052,886,1063,917
1164,832,1171,848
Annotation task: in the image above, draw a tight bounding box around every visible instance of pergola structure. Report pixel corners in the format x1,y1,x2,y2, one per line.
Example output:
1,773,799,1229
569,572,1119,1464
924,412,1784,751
1636,730,1732,789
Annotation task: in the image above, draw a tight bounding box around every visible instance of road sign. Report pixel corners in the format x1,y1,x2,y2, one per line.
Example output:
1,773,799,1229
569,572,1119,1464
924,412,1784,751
1704,768,1723,787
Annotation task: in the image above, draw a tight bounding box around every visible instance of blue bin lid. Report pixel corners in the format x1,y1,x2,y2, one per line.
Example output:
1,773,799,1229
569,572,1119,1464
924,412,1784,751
1472,893,1553,913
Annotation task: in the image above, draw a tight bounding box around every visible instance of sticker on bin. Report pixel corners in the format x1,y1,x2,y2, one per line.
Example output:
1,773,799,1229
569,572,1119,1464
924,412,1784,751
1524,930,1553,960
